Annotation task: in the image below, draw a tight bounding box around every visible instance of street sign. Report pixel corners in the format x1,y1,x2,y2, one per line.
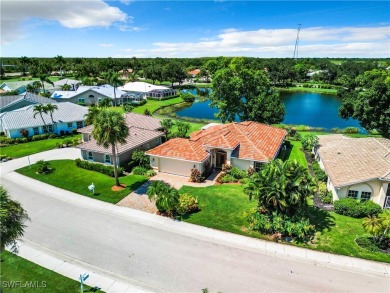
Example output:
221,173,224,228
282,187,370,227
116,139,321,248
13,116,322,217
80,273,89,293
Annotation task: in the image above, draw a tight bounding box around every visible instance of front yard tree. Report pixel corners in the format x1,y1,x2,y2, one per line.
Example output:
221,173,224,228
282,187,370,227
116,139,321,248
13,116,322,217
33,104,48,130
210,57,285,123
84,106,101,125
45,103,58,128
0,186,30,252
244,159,316,216
92,110,129,186
161,118,174,136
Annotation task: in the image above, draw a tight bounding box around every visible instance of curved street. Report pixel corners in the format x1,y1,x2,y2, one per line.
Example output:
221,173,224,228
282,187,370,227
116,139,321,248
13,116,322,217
1,149,389,292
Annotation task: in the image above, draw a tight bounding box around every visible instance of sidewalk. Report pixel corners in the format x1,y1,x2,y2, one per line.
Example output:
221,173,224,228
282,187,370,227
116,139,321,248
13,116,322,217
3,171,390,278
10,240,156,293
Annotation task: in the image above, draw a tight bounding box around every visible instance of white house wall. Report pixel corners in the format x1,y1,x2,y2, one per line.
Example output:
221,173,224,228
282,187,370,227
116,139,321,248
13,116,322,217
231,158,252,171
330,178,388,206
7,121,84,138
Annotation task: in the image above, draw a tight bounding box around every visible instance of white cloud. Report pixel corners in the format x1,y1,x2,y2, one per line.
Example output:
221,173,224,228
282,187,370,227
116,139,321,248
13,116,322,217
1,0,128,45
99,43,114,47
117,24,147,32
139,26,390,57
120,0,133,5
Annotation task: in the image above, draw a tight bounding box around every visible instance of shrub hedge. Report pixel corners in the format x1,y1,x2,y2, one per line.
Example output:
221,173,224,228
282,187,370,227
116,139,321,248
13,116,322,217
311,161,327,182
75,158,123,177
334,198,382,218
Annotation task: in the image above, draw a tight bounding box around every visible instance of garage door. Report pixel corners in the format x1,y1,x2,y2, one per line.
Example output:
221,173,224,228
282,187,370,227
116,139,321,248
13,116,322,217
159,158,194,177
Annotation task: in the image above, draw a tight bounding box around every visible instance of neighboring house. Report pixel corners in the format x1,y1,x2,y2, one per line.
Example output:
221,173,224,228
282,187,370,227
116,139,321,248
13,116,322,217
53,78,81,91
77,113,164,166
146,122,287,177
51,84,127,106
187,69,201,78
118,82,176,100
0,102,88,138
0,92,56,113
0,80,55,94
316,134,390,209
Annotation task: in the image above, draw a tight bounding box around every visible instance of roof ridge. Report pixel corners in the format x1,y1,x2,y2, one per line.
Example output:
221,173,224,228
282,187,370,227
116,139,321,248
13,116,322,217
232,123,268,160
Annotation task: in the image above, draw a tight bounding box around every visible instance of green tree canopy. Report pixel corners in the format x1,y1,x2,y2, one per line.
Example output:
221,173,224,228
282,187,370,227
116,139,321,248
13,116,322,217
339,69,390,138
210,57,285,123
0,186,30,252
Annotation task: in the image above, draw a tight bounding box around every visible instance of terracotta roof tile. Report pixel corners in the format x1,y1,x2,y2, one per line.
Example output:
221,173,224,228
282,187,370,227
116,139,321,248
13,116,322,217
147,122,286,162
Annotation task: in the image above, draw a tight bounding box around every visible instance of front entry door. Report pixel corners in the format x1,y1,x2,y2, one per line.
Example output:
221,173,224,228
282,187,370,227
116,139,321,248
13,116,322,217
216,151,227,168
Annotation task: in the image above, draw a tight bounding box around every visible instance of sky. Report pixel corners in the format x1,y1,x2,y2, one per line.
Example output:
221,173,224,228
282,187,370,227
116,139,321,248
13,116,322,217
1,0,390,58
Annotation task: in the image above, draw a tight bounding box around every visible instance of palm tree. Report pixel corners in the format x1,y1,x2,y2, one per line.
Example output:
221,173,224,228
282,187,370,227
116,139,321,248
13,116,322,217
362,216,384,244
92,110,129,186
38,74,54,94
0,186,30,252
44,104,58,132
84,106,100,125
19,56,30,76
244,159,316,216
103,71,123,107
33,104,48,132
146,181,179,216
54,55,66,78
61,84,71,91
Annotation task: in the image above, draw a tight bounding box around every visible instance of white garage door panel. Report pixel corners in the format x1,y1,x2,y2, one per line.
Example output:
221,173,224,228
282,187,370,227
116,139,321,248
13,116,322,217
159,158,193,176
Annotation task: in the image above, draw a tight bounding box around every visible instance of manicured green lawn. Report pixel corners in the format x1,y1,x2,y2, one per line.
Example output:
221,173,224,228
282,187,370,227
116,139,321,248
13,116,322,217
0,251,97,292
0,134,81,159
180,185,390,263
111,97,184,115
0,76,62,83
16,160,148,204
277,140,308,168
275,86,338,95
0,135,81,159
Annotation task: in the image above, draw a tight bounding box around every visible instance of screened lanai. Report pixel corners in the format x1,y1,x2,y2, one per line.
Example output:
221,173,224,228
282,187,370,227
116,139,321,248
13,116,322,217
120,92,145,104
147,88,177,100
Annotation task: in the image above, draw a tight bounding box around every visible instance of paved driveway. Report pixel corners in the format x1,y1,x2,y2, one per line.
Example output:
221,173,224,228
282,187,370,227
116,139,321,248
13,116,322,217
117,171,218,212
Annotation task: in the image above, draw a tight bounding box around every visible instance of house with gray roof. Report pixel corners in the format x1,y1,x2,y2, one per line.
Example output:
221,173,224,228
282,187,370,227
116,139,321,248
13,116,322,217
0,80,56,94
316,134,390,209
0,92,56,113
77,113,164,166
51,84,127,106
0,102,88,138
53,78,81,91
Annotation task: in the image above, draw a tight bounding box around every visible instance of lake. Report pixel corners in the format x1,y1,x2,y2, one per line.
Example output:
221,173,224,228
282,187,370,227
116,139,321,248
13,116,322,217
177,89,364,131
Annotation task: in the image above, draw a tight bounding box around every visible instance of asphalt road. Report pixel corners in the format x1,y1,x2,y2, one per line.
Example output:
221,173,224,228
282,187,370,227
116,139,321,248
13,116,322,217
3,176,390,293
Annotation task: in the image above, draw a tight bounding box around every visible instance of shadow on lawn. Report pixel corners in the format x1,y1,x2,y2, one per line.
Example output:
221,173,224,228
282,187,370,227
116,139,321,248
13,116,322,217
304,205,335,233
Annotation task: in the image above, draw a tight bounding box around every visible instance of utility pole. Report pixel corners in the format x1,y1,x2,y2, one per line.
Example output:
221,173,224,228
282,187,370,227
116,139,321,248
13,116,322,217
293,24,301,59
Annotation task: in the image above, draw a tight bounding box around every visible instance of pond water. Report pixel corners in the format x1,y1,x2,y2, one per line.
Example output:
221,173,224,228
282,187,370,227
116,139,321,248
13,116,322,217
177,89,364,131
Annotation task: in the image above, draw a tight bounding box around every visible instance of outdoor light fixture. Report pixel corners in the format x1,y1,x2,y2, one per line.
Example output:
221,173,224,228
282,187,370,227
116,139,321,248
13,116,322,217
193,165,196,168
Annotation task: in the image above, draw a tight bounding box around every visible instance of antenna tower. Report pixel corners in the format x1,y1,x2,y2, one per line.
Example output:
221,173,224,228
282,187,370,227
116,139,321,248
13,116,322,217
293,24,301,59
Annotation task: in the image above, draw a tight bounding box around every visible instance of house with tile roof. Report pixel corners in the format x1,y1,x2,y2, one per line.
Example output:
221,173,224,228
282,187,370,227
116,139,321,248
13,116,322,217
146,122,287,177
0,102,88,138
77,113,164,166
316,135,390,209
0,92,56,113
51,84,127,106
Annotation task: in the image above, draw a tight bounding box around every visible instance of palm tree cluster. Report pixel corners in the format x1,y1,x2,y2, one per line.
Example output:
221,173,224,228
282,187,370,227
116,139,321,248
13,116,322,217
362,211,390,246
244,159,317,216
146,181,179,216
32,103,58,132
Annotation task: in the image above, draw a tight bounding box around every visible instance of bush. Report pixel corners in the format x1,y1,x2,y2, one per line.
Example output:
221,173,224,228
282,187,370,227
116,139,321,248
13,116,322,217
311,161,327,182
181,92,196,103
0,131,5,136
59,130,65,136
123,103,134,113
189,168,202,183
301,134,318,151
318,182,333,204
144,109,152,116
132,166,148,175
20,129,29,138
248,211,315,242
334,198,382,218
355,236,381,253
75,159,123,177
239,178,250,184
216,172,226,183
221,164,232,173
230,167,247,180
49,133,58,138
131,150,150,169
221,174,238,183
247,167,255,177
71,128,78,134
145,169,156,177
177,193,199,215
35,160,52,174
